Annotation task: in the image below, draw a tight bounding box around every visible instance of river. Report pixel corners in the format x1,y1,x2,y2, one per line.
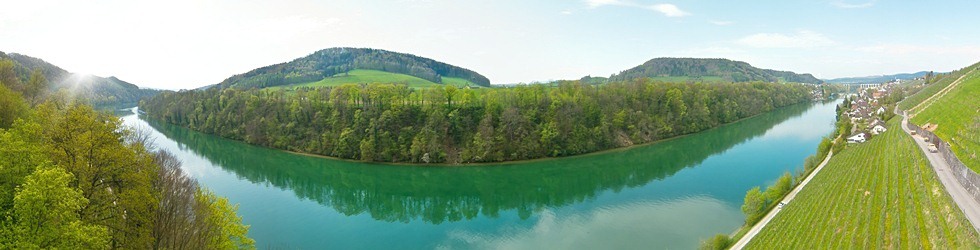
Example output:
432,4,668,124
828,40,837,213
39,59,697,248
120,100,838,249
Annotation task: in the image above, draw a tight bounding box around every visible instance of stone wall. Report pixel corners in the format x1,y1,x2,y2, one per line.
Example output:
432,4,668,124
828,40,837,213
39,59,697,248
907,121,980,204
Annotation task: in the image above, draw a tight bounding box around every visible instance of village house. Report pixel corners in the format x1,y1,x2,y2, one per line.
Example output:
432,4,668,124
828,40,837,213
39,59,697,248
871,124,887,135
847,133,868,143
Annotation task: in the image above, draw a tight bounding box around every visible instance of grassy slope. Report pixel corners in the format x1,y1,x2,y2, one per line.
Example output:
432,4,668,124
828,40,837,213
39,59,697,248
898,63,980,111
645,76,725,83
910,69,980,173
746,119,979,249
267,69,481,90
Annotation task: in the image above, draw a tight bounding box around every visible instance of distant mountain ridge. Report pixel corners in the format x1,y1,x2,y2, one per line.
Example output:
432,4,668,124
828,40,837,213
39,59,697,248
0,51,159,108
608,58,823,84
217,47,491,89
824,71,931,84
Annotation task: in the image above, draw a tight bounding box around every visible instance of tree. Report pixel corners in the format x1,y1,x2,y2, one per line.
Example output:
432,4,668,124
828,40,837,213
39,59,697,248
0,84,28,129
360,137,376,161
46,104,158,249
153,151,202,249
8,166,110,249
0,118,46,216
196,189,255,250
765,172,793,203
699,234,732,250
0,59,22,92
741,186,765,224
25,69,47,106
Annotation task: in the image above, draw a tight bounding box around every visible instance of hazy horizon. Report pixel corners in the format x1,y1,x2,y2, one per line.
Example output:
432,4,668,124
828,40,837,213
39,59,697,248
3,0,980,90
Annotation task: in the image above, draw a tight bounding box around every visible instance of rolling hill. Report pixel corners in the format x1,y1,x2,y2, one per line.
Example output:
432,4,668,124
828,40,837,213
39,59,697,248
607,58,823,84
265,69,483,90
216,47,490,89
0,51,159,109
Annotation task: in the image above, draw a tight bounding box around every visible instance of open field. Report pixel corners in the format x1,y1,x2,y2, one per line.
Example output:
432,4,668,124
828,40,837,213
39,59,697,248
745,119,979,249
911,69,980,173
267,69,481,90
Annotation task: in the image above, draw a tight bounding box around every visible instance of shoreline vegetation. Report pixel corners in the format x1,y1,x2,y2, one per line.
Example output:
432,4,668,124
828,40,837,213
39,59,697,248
142,100,815,167
0,67,254,249
707,65,980,249
141,79,815,164
702,95,853,249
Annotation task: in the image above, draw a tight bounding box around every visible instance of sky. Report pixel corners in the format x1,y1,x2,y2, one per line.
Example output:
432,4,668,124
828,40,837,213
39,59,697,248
2,0,980,90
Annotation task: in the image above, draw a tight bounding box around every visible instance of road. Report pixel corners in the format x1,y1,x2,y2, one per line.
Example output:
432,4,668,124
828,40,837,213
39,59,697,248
730,144,835,250
900,113,980,233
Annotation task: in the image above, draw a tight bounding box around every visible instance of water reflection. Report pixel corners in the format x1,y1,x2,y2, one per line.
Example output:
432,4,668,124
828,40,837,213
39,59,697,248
440,195,740,250
138,102,815,225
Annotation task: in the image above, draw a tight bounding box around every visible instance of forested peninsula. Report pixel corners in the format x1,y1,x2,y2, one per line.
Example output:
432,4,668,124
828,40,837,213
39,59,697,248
141,79,813,164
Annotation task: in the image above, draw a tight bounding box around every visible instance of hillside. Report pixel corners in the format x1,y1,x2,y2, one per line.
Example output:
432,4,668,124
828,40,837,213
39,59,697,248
746,119,979,248
0,51,159,109
266,70,483,90
908,61,980,172
607,58,822,84
217,47,490,89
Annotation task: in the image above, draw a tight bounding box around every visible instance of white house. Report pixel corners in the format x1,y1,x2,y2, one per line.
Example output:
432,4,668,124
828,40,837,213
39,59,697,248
871,125,887,135
847,133,867,143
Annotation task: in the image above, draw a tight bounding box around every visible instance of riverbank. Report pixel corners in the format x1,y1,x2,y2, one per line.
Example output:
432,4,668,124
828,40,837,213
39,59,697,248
730,138,836,249
124,94,840,249
138,100,824,167
743,118,979,248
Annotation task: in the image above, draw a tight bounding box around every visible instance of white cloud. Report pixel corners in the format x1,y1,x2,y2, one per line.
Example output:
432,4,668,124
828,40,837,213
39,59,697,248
561,10,574,15
585,0,690,17
646,4,690,17
737,30,836,48
439,196,743,250
585,0,624,8
831,0,877,9
710,20,734,26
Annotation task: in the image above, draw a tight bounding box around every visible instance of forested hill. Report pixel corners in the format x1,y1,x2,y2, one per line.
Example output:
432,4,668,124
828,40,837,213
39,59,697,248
142,79,814,164
0,51,159,109
217,47,491,89
607,58,823,84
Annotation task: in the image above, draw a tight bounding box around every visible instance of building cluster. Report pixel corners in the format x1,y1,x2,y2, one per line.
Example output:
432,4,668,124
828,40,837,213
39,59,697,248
844,80,900,143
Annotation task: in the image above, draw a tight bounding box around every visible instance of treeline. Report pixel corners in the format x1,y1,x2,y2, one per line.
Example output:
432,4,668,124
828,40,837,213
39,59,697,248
0,74,253,248
217,47,491,89
142,79,813,164
608,58,823,84
145,102,812,225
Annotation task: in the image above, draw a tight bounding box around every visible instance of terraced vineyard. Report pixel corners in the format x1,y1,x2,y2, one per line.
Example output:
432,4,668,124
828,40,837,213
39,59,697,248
745,119,980,249
911,68,980,173
899,62,980,111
